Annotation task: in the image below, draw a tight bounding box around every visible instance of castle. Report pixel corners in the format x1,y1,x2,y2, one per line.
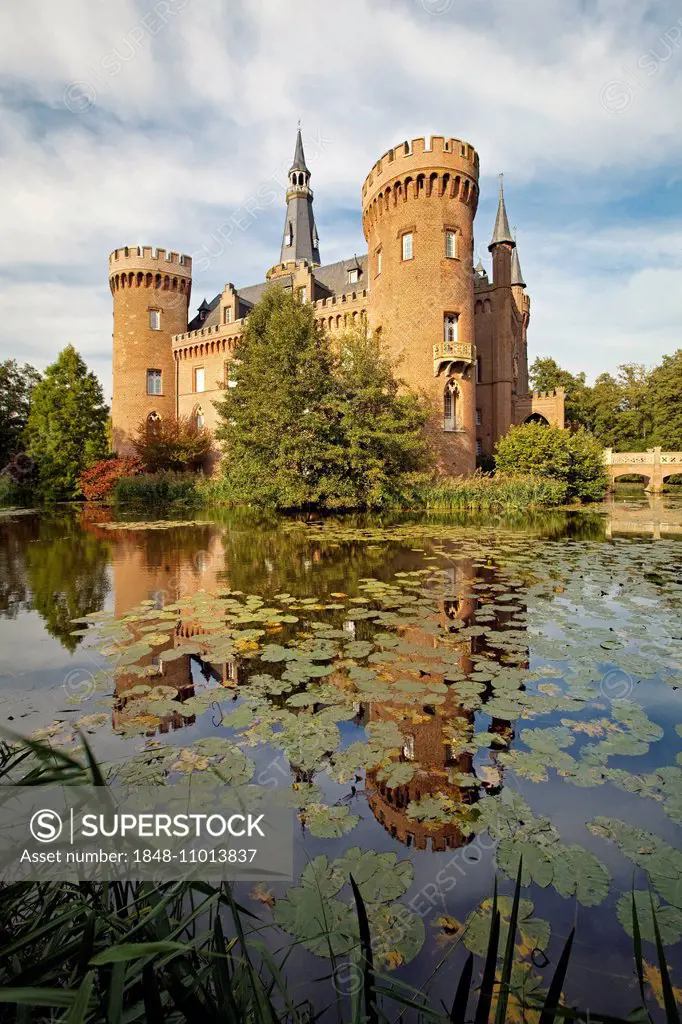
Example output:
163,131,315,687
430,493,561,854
109,130,564,474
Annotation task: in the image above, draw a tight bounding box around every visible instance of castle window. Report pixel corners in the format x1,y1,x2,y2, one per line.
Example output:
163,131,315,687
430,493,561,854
476,357,482,383
224,307,233,324
297,286,307,303
149,309,161,330
286,222,293,247
476,439,483,457
444,314,458,343
445,231,457,259
194,405,205,430
401,233,413,261
476,408,482,426
376,248,382,275
443,379,459,431
194,367,205,393
146,369,162,395
347,268,359,285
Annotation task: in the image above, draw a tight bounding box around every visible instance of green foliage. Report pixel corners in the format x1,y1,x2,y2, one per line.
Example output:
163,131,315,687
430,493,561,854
113,471,201,507
24,346,108,500
495,423,607,501
529,356,591,429
214,288,430,510
416,473,567,510
0,359,41,465
649,349,682,450
591,363,652,451
132,414,213,472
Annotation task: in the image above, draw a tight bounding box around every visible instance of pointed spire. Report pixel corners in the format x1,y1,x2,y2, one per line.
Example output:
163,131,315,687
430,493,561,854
280,126,320,265
489,174,515,250
474,257,486,275
289,126,310,174
511,230,526,287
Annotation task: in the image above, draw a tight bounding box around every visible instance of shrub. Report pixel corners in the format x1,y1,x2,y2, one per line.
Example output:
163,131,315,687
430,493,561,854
79,456,143,502
132,415,213,472
0,452,38,504
113,471,200,507
495,423,607,502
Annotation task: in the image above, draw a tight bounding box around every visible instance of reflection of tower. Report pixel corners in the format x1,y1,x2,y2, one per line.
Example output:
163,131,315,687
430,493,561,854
113,634,195,738
366,698,477,852
364,555,528,849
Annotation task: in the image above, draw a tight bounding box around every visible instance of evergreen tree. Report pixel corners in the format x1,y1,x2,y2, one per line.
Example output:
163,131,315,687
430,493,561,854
214,288,430,510
649,349,682,450
0,360,41,465
215,288,344,509
25,345,109,500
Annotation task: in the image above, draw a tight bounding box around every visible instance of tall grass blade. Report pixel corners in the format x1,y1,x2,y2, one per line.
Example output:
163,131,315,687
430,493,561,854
350,873,378,1024
450,952,473,1022
495,855,523,1024
65,970,95,1024
141,964,165,1024
538,927,575,1024
630,885,649,1018
474,877,499,1024
649,889,680,1024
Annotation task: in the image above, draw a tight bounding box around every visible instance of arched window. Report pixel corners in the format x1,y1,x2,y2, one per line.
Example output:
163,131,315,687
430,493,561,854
286,222,293,247
443,379,459,431
194,405,205,430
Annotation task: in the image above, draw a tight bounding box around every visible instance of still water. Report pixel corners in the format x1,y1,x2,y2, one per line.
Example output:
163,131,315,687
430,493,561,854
1,494,681,1018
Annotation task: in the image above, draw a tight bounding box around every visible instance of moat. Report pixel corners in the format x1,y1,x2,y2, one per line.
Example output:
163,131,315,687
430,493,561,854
1,493,681,1017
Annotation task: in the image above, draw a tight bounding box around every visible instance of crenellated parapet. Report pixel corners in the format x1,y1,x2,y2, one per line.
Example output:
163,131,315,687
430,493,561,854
362,136,479,236
109,245,192,298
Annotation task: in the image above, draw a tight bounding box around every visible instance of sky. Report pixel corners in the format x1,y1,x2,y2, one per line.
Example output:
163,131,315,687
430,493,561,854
1,0,681,399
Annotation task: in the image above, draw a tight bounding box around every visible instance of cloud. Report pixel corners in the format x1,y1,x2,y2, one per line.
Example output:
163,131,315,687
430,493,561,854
0,0,681,397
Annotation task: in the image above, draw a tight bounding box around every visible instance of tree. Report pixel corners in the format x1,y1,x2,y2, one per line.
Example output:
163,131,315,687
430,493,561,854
24,345,109,500
494,422,607,502
132,416,213,472
590,364,651,450
529,357,591,429
331,330,430,507
214,287,430,510
648,349,682,450
0,360,41,465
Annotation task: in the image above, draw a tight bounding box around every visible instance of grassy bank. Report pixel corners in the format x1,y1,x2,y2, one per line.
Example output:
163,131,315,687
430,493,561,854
111,472,571,513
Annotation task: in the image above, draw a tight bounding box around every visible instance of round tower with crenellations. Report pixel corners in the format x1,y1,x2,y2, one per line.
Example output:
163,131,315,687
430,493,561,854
362,136,479,475
109,246,192,453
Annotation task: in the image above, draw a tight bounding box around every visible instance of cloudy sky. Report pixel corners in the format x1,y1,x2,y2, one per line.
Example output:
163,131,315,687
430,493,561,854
1,0,681,398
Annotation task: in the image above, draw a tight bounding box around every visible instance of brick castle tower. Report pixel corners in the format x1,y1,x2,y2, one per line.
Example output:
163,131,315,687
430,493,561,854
362,137,480,475
109,246,192,452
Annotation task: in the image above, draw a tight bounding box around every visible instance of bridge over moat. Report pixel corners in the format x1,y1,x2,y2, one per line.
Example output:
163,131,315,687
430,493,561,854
604,447,682,493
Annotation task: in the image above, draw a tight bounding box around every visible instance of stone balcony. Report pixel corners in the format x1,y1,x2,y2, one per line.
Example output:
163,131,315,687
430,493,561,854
433,340,475,375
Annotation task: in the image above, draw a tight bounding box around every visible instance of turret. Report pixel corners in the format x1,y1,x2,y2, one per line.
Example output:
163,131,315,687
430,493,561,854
488,176,514,287
362,135,480,476
109,246,192,452
279,128,321,265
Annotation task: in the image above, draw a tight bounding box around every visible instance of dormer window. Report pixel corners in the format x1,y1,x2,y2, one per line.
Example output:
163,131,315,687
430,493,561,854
224,307,233,324
347,268,360,285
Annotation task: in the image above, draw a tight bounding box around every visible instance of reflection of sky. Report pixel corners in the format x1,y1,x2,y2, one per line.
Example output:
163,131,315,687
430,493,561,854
1,502,682,1016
